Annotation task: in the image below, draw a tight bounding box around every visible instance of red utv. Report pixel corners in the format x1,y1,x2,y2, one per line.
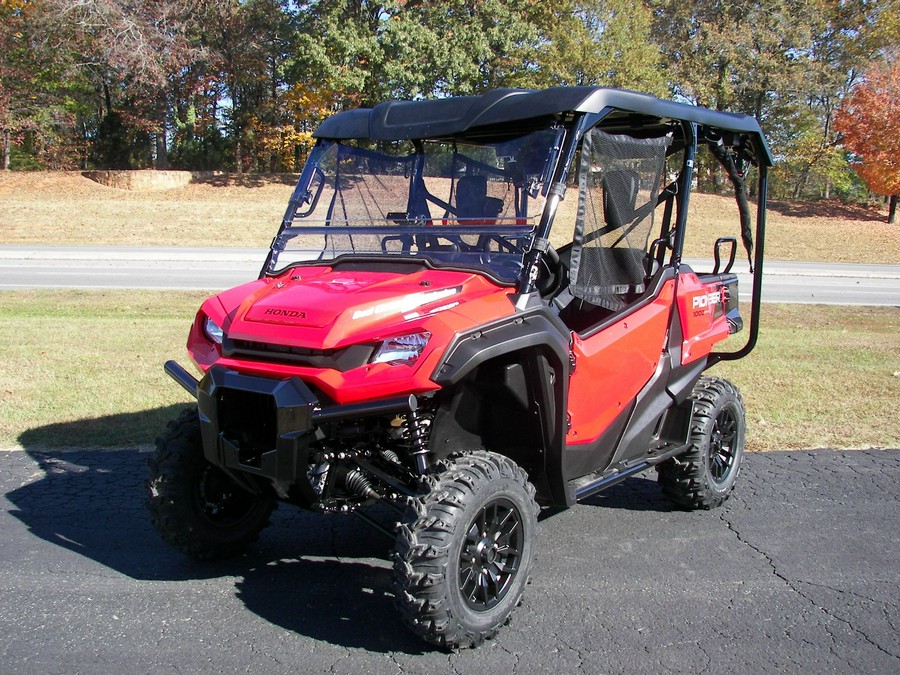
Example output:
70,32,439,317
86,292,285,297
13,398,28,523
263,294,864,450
147,87,772,649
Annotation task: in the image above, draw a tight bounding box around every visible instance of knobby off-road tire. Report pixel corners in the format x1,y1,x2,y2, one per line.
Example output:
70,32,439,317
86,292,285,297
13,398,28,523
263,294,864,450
657,376,746,510
392,451,539,649
146,408,276,560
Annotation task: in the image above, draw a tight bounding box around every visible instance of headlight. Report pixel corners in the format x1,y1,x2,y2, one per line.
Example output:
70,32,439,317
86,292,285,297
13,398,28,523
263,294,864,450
370,332,431,366
204,316,224,344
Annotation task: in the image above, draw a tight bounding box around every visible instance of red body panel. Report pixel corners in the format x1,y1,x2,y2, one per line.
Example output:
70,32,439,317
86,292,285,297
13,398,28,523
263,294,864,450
187,266,734,431
187,267,517,404
564,271,735,447
566,280,675,445
675,273,732,366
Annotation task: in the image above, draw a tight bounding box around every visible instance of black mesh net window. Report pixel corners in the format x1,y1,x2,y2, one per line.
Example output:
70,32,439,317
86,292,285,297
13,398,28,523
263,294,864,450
569,129,672,311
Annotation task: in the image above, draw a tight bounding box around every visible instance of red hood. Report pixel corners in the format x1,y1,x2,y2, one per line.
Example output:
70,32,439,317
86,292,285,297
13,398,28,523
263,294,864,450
220,266,506,349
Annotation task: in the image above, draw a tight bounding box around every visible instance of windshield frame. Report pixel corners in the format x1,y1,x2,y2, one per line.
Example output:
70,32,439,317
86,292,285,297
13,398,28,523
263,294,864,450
261,126,566,285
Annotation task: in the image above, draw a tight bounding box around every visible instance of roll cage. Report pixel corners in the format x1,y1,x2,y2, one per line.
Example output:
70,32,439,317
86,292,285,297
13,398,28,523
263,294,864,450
262,86,773,360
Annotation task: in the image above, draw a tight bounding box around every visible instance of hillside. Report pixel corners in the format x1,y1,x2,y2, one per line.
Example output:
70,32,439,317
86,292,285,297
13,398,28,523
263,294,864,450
1,171,896,263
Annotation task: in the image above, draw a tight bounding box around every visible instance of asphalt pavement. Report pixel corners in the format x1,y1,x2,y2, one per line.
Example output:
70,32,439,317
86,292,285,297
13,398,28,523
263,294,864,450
2,247,898,672
1,443,898,674
1,245,899,305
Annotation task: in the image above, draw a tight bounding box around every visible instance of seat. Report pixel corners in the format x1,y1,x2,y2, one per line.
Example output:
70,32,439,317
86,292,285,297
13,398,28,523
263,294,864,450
567,169,650,313
455,175,503,221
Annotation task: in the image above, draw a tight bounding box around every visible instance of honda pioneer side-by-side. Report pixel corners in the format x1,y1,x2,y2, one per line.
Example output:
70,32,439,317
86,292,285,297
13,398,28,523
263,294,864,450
147,87,772,649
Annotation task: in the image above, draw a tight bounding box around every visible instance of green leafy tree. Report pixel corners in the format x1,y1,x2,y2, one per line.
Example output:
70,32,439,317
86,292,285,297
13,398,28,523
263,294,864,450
395,0,543,96
1,0,93,169
529,0,666,95
776,0,893,200
648,0,812,192
292,1,387,107
649,0,894,198
44,0,205,169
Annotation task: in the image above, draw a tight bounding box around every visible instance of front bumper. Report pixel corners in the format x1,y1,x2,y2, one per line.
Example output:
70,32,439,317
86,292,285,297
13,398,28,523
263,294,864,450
165,361,417,491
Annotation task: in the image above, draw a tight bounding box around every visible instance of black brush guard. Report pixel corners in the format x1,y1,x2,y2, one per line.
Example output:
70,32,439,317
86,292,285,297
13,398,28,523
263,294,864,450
165,361,417,499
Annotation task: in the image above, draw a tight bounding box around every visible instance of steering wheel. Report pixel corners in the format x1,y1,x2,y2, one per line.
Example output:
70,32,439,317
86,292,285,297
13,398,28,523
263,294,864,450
477,233,526,254
534,244,561,296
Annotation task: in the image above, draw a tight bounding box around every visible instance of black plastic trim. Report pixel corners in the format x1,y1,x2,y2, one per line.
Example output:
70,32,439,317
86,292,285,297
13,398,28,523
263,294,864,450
223,338,375,372
197,366,319,503
313,87,773,166
431,304,570,387
431,303,571,505
195,366,417,505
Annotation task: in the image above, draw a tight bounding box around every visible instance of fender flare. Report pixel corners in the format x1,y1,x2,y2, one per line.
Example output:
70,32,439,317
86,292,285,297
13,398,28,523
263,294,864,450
431,305,570,387
430,303,572,504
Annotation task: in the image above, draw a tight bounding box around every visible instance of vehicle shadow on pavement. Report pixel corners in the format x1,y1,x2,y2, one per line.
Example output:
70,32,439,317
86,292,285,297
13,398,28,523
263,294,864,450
579,475,678,513
5,424,426,652
8,412,673,654
235,556,426,653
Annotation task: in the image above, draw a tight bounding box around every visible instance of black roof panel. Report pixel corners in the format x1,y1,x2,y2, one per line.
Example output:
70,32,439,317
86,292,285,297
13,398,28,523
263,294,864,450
314,87,773,165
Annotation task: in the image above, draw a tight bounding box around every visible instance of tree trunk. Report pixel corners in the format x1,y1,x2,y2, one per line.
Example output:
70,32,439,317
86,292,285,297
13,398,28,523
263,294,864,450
889,195,898,225
155,93,168,170
155,128,168,170
793,164,811,200
103,81,113,117
2,131,10,170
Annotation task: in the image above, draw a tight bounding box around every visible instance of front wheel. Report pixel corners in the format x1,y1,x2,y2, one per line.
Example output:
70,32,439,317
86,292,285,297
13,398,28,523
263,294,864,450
146,408,276,560
392,451,539,649
656,377,746,509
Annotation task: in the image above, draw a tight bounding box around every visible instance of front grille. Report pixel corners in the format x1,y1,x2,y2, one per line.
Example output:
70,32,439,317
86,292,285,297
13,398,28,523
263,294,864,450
224,338,373,371
217,388,277,467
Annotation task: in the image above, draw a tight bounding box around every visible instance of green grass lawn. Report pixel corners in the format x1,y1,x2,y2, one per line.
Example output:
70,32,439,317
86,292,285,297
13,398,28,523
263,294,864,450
1,290,898,451
711,305,900,450
0,290,201,448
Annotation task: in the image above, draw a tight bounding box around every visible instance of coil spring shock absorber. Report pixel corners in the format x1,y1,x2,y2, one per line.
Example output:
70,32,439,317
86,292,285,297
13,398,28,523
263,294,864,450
404,407,433,475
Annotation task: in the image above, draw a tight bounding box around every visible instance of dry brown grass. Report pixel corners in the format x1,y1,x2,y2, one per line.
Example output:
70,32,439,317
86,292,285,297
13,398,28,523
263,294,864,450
681,193,899,264
0,171,295,248
551,187,899,263
1,171,897,263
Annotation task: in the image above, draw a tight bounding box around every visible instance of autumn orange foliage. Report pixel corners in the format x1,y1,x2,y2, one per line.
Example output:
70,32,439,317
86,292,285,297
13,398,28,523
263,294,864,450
834,56,900,197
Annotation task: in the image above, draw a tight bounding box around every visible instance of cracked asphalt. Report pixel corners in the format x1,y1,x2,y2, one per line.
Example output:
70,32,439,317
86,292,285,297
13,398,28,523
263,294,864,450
1,446,897,674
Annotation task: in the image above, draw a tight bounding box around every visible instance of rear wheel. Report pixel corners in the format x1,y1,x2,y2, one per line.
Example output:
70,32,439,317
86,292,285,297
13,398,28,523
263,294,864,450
146,408,276,559
657,377,746,509
392,451,539,649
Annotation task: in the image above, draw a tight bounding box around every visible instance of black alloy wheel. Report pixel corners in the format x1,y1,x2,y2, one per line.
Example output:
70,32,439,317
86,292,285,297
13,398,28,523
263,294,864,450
393,450,539,649
656,376,746,509
459,497,524,611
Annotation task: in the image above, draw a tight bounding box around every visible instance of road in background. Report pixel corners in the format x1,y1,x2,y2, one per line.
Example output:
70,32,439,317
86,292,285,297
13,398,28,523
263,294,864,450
1,245,899,305
0,246,266,292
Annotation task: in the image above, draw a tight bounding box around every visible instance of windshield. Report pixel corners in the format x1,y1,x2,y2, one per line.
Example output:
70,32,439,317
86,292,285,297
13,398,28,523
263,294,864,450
265,126,563,283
